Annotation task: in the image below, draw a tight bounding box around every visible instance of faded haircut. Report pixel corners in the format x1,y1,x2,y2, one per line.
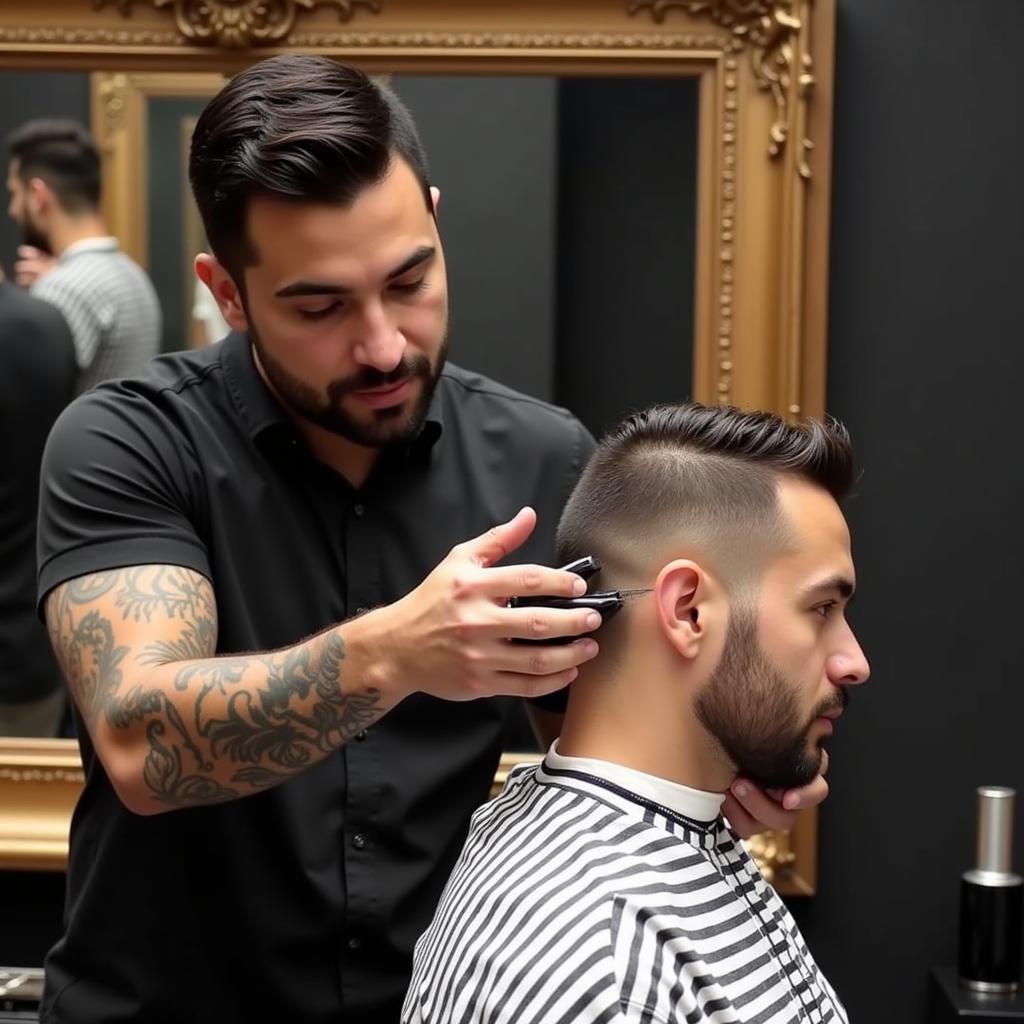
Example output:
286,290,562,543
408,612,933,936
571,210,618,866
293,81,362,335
556,403,854,592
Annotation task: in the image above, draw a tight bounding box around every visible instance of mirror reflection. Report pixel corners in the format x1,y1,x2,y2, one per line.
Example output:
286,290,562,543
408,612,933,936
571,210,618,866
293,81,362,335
0,68,699,739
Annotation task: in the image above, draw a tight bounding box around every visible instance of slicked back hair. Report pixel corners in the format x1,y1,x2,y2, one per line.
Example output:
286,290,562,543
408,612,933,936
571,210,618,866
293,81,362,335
188,54,431,280
8,119,101,214
556,403,854,593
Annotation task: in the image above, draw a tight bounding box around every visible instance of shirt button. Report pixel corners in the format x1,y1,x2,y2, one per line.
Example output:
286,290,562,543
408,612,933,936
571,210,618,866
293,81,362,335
355,606,369,615
353,503,366,517
355,730,368,742
347,936,362,951
352,834,367,850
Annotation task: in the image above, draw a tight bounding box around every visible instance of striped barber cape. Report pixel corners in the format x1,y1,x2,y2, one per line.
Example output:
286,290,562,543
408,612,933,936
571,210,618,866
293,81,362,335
402,747,846,1024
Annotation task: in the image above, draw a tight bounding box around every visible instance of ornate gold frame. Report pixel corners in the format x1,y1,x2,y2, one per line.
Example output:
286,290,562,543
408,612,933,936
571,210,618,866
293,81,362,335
0,0,834,896
91,71,225,271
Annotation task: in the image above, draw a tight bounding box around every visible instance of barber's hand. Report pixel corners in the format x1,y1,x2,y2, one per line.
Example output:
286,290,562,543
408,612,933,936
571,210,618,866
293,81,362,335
14,246,57,288
376,507,600,702
722,750,830,837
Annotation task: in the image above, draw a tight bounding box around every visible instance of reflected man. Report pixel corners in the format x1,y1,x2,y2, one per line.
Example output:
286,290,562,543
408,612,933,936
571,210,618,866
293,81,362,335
6,119,160,392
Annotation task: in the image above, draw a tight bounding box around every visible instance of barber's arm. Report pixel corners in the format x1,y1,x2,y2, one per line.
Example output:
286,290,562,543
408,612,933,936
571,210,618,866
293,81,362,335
46,508,599,816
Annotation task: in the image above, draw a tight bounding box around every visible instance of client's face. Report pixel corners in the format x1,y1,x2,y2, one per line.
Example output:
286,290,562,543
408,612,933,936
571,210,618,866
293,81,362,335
695,478,870,790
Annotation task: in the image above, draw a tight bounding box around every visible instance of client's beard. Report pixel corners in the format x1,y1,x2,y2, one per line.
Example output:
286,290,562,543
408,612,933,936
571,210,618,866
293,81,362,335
695,609,848,791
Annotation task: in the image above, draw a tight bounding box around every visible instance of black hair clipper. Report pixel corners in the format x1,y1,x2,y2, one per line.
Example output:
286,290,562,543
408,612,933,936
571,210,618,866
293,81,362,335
508,556,632,645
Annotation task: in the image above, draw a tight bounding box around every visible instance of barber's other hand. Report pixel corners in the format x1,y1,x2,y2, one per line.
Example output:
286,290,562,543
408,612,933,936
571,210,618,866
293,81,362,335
375,507,600,702
722,750,830,838
14,246,57,288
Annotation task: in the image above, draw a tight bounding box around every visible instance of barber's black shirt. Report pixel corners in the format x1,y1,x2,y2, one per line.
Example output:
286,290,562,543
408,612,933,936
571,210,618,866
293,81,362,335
36,331,594,1024
0,280,75,705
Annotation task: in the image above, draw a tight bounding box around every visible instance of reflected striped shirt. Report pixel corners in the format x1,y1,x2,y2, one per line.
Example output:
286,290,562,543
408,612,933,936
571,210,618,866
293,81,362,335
403,746,846,1024
32,236,161,394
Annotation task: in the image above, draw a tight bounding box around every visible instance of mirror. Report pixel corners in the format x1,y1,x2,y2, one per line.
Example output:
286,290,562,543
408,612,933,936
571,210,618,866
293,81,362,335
92,70,700,436
0,0,836,895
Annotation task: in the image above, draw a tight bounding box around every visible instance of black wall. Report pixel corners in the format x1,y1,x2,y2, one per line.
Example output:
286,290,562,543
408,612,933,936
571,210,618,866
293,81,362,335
789,2,1024,1022
394,74,698,424
0,71,90,279
394,75,559,403
556,77,696,439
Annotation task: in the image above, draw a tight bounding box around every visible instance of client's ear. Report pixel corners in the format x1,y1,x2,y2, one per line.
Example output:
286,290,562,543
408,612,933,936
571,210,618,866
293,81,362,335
195,253,248,332
654,560,715,661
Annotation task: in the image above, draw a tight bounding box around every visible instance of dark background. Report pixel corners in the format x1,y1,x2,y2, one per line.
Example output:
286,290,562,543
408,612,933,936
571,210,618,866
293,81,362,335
2,3,1024,1022
788,1,1024,1022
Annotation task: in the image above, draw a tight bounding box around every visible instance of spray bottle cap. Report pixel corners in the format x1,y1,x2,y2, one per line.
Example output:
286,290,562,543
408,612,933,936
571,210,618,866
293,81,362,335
975,786,1016,876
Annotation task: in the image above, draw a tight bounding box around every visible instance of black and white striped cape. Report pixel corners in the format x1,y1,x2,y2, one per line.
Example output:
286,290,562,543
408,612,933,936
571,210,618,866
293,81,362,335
402,752,846,1024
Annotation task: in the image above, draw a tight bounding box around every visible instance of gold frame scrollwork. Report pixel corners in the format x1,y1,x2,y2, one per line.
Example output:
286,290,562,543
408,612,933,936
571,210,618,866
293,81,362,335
95,0,382,49
0,0,835,896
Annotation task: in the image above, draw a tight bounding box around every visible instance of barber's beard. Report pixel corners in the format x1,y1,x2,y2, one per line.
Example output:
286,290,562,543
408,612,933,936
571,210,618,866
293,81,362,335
249,320,448,450
695,610,848,791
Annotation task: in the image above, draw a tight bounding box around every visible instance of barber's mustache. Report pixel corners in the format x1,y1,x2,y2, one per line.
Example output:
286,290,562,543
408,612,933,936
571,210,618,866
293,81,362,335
327,354,432,398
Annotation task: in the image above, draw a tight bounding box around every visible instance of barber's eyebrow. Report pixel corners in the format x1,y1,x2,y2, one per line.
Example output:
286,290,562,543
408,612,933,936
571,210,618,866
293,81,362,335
273,245,436,299
801,575,856,603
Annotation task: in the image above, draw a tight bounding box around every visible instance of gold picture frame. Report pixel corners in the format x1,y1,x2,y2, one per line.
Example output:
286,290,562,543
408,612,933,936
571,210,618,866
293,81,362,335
0,0,835,896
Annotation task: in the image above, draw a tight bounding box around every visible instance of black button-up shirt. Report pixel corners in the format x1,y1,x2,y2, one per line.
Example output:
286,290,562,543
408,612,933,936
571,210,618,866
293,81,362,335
37,332,594,1024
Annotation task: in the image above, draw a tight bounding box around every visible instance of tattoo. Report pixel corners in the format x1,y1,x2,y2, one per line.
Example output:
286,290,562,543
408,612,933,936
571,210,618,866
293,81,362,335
67,571,122,603
118,566,212,624
143,722,238,805
48,593,130,731
47,565,385,811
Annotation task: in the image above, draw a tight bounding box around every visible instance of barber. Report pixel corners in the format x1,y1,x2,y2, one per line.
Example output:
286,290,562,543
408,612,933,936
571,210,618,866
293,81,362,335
37,56,827,1024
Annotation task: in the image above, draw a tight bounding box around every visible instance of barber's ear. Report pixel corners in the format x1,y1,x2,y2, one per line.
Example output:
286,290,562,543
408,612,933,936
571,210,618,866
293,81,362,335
430,186,441,215
195,253,248,332
654,560,709,661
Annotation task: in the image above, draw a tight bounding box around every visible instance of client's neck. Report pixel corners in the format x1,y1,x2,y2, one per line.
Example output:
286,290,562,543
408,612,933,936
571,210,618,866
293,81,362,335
557,660,735,795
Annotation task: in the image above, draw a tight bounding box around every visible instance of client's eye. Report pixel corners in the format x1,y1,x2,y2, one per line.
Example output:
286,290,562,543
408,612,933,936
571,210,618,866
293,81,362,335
813,601,838,619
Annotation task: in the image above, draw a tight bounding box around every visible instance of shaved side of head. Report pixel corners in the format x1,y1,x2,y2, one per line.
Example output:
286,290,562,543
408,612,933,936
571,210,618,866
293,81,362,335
557,404,854,635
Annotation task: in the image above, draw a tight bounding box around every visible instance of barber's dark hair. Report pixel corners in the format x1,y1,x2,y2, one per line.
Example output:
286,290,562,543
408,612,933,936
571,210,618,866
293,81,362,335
557,402,854,575
189,54,431,278
7,119,101,213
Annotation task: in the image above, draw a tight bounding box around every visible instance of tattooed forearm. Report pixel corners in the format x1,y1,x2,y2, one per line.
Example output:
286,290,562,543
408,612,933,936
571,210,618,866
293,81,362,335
46,565,387,813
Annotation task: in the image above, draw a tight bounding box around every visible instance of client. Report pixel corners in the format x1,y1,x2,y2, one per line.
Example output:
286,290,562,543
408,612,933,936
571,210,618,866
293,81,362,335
402,402,870,1024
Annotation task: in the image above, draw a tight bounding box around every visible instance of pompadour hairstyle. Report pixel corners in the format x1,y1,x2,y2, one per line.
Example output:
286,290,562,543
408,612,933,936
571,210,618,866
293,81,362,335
8,119,101,213
188,54,431,279
556,402,854,588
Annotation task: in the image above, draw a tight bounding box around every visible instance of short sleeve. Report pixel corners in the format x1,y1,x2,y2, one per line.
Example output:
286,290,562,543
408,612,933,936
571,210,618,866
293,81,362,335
528,417,599,713
37,385,212,610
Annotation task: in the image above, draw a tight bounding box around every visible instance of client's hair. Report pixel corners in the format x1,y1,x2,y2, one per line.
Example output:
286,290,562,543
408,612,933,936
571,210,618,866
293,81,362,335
8,119,101,214
557,403,854,591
